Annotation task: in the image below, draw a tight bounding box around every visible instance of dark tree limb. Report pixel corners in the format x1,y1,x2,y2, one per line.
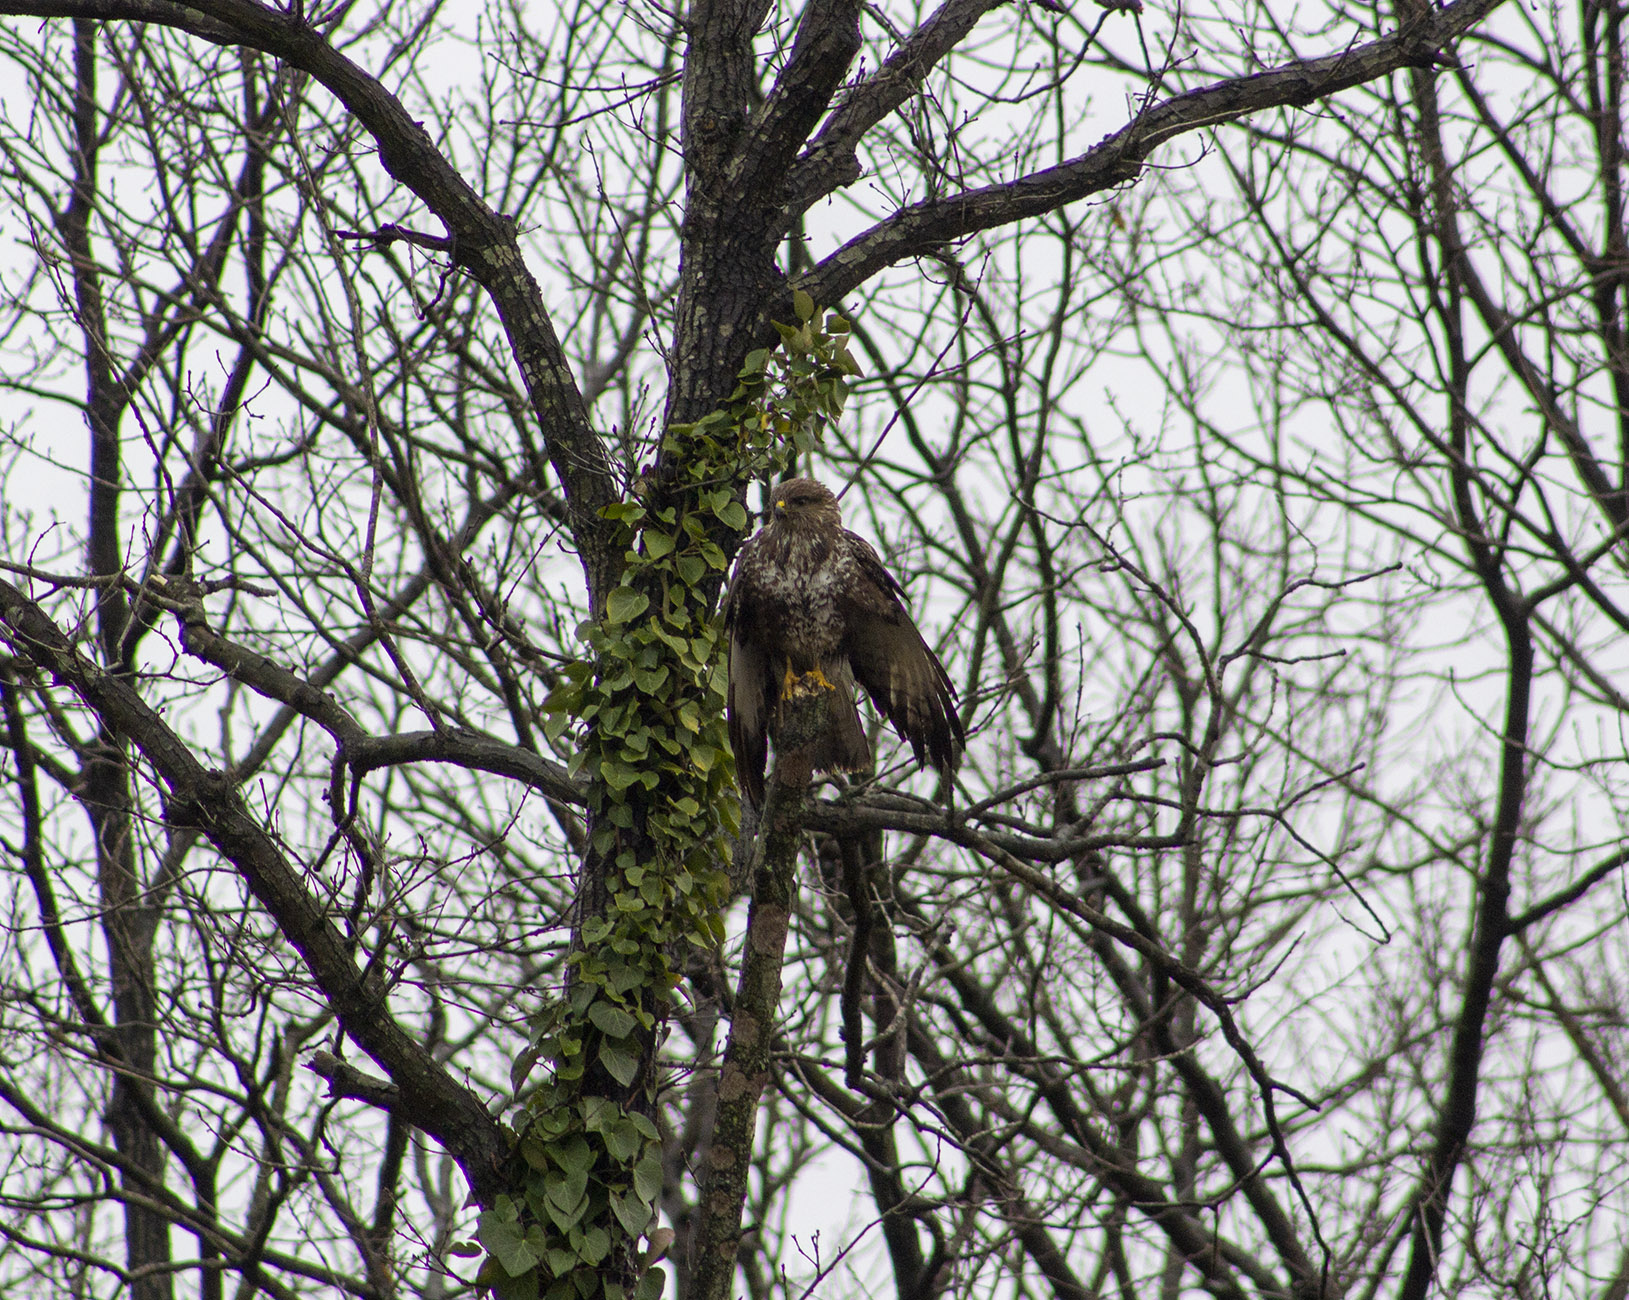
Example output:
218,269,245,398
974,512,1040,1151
687,690,828,1300
730,0,861,209
1395,57,1529,1300
2,0,622,604
782,0,1010,216
0,579,511,1204
308,1051,403,1113
794,0,1504,307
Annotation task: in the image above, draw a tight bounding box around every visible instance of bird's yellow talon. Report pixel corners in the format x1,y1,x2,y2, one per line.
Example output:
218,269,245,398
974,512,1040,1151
780,665,837,699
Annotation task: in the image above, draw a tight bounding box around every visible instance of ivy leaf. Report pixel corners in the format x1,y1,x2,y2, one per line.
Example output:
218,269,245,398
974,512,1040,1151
511,1047,541,1096
543,1180,588,1232
554,1134,594,1174
601,762,641,792
633,1149,664,1204
579,1226,611,1266
606,587,650,624
600,1036,640,1087
610,1189,653,1237
546,1247,579,1277
588,1001,637,1039
631,664,670,693
675,555,707,587
479,1210,541,1278
628,1112,660,1142
495,1269,542,1300
603,1118,642,1163
636,1267,667,1300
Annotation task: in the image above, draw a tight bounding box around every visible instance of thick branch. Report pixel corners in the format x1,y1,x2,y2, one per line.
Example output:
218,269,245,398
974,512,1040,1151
795,0,1504,305
0,579,511,1202
688,695,823,1300
681,0,774,192
728,0,861,207
4,0,621,604
168,597,583,802
782,0,1007,212
339,731,583,806
1395,59,1529,1300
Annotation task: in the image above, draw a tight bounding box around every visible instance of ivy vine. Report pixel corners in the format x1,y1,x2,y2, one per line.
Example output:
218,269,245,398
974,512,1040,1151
472,295,858,1300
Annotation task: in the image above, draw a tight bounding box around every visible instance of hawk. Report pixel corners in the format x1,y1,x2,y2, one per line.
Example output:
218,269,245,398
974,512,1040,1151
724,477,965,808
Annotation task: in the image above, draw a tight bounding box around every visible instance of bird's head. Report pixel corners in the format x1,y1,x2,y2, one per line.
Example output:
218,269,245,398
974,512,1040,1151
768,478,842,532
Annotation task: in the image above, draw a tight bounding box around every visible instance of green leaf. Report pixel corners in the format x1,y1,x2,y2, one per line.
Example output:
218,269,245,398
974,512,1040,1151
480,1210,541,1278
636,1266,667,1300
600,1036,640,1087
633,1150,664,1204
628,1112,660,1142
546,1248,579,1277
512,1047,542,1095
631,664,670,693
543,1184,588,1232
675,555,707,587
606,586,650,624
610,1189,654,1237
554,1134,594,1174
588,1000,637,1039
642,530,675,559
601,762,641,792
448,1240,483,1258
579,1226,611,1265
603,1118,642,1163
497,1269,542,1300
793,288,815,321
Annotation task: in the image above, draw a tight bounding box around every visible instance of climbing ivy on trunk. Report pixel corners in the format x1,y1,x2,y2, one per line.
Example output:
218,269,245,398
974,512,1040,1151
477,297,856,1300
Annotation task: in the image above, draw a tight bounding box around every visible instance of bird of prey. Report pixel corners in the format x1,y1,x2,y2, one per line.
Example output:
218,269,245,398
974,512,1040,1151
724,477,965,808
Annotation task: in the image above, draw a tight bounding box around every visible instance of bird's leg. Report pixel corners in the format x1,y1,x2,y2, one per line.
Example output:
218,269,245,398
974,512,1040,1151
781,661,837,699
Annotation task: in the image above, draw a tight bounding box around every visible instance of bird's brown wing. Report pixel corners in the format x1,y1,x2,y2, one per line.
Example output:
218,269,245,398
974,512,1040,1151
724,561,771,809
837,533,965,779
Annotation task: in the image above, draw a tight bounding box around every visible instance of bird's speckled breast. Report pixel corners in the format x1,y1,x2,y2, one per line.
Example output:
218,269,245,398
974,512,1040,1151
741,528,852,665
